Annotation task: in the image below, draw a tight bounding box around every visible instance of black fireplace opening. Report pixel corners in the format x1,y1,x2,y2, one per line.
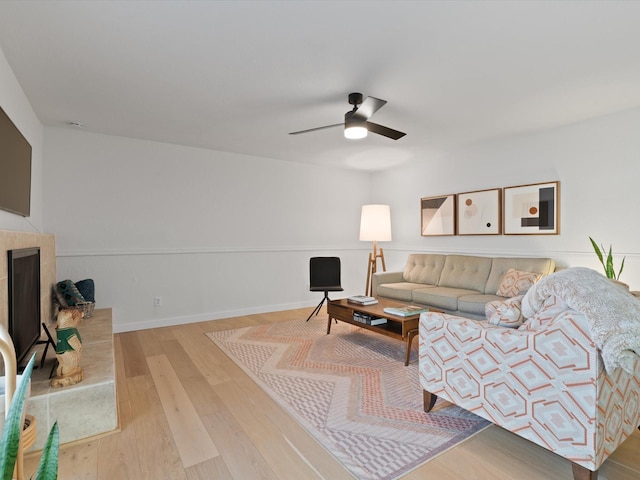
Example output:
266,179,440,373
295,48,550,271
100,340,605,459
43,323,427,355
8,247,41,365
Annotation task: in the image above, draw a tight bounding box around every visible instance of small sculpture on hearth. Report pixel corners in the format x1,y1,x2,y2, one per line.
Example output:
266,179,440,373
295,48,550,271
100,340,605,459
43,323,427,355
51,308,84,388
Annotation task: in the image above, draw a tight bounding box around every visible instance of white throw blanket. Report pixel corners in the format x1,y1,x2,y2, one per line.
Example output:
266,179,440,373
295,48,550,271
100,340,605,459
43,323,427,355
522,267,640,375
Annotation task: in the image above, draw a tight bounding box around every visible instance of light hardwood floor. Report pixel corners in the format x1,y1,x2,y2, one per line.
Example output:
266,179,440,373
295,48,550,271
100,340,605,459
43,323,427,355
26,307,640,479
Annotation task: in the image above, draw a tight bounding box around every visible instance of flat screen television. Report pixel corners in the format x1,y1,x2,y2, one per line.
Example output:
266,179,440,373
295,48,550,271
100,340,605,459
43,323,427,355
8,247,41,366
0,104,32,217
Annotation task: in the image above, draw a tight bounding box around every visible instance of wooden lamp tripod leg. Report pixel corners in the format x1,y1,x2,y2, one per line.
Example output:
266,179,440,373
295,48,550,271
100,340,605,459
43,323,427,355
365,241,386,297
365,252,374,296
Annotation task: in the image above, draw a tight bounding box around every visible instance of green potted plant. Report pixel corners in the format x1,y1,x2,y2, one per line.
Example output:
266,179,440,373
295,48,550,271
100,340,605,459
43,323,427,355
0,354,59,480
589,237,626,283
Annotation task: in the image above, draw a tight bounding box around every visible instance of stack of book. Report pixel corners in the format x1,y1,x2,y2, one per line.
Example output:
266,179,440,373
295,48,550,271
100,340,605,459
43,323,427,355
353,311,387,326
347,295,378,305
382,305,430,317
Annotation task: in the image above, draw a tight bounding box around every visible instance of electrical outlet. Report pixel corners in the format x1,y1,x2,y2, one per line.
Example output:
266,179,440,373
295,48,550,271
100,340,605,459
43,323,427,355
154,296,162,308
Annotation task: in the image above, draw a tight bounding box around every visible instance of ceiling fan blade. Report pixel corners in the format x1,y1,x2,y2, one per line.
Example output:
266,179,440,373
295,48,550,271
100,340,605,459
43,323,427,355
352,96,387,121
289,123,343,135
366,122,406,140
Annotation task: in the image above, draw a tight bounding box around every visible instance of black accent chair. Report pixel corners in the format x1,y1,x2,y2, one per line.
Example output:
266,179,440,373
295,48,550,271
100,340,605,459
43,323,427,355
305,257,344,322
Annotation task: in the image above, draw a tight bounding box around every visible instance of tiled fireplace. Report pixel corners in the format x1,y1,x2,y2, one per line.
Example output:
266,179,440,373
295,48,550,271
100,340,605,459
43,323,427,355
0,230,118,450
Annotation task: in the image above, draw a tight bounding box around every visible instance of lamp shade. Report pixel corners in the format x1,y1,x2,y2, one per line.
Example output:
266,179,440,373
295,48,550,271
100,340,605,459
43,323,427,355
359,204,392,241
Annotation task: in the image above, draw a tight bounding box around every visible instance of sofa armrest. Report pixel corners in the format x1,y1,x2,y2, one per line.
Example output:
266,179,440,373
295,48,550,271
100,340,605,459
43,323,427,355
372,271,404,296
418,310,610,472
419,312,536,370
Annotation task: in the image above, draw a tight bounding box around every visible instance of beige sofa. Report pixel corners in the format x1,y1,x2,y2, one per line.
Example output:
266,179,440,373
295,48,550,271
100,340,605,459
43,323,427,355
372,254,555,319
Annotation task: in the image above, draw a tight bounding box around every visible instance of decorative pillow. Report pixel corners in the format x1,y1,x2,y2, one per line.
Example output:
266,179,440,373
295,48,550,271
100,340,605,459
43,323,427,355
75,279,95,303
56,279,86,306
485,295,525,328
519,295,569,331
496,269,542,297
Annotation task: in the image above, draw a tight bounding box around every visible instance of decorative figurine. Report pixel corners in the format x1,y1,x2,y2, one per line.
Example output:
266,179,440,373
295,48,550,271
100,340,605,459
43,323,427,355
51,309,84,388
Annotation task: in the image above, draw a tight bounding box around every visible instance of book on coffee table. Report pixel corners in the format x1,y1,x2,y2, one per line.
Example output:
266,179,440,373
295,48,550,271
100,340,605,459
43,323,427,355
353,311,387,326
348,295,378,305
382,305,430,317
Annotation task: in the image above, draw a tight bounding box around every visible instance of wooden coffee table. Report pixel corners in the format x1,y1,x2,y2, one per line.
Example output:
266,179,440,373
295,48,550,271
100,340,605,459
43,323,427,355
326,298,440,366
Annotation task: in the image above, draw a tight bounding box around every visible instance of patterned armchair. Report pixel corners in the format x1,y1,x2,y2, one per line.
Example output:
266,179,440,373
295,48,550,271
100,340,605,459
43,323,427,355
418,268,640,480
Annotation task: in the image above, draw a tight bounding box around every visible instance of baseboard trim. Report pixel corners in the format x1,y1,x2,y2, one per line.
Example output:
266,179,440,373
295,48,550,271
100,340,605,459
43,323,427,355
112,300,319,333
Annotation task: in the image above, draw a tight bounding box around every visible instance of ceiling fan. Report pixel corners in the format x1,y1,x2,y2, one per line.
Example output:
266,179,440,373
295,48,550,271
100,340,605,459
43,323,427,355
289,92,406,140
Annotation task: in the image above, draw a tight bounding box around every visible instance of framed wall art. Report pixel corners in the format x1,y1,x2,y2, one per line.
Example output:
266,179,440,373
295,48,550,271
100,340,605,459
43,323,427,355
456,188,501,235
421,194,456,236
503,181,559,235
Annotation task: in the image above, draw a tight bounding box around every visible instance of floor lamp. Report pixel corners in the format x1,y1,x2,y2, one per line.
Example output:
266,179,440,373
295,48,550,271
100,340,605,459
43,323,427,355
360,204,392,297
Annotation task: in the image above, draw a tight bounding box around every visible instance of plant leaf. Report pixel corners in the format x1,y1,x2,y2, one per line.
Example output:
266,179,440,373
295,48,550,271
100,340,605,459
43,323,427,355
34,421,59,480
0,354,35,480
589,237,606,270
617,256,626,280
589,237,624,280
606,245,615,278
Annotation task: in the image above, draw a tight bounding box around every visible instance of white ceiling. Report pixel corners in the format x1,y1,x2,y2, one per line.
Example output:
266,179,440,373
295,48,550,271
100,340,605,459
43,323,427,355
1,1,640,171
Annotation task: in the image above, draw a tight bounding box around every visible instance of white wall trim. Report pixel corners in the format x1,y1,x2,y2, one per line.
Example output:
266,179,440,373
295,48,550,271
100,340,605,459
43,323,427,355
56,244,640,259
113,299,317,333
56,245,364,257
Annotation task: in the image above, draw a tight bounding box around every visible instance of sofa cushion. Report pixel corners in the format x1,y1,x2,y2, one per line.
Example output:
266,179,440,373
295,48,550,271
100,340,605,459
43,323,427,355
377,282,431,302
403,253,446,285
56,279,86,307
75,278,95,302
438,255,492,291
458,293,504,315
413,286,481,311
485,296,525,327
484,257,555,294
496,269,542,297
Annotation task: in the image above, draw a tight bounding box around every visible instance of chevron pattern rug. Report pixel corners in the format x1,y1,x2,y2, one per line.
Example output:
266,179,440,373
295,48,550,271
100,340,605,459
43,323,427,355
207,319,489,480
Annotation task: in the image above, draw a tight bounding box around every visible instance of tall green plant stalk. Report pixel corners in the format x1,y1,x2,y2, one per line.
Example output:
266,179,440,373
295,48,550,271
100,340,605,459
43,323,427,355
0,354,59,480
589,237,625,280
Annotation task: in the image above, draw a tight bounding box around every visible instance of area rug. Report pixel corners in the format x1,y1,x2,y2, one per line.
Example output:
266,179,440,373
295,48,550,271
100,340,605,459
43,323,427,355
207,319,489,480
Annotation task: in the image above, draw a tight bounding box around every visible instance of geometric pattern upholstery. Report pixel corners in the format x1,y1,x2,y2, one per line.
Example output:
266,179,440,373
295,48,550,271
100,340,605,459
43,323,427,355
419,295,640,473
496,268,542,297
485,295,524,327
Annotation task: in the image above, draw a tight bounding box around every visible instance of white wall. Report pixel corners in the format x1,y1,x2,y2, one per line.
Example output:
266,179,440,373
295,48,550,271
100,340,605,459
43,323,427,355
371,107,640,289
0,45,44,232
44,128,373,331
8,29,640,331
43,107,640,332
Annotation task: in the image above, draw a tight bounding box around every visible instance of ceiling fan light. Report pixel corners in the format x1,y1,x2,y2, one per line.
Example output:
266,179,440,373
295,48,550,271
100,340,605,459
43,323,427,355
344,125,367,139
344,113,368,139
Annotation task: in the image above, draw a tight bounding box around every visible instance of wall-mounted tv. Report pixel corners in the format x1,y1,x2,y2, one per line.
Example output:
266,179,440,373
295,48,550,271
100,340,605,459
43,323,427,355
0,104,32,217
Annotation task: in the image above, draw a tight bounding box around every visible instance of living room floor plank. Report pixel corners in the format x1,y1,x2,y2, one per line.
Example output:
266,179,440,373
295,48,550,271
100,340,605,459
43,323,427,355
214,377,331,479
147,353,220,467
127,373,187,479
96,395,142,479
118,330,150,378
24,307,640,479
199,406,279,480
135,326,166,358
56,440,99,479
185,455,234,480
170,322,233,386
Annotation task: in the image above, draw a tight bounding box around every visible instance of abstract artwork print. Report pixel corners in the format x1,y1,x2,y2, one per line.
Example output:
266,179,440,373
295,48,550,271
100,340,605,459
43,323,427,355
421,194,456,235
504,181,559,235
